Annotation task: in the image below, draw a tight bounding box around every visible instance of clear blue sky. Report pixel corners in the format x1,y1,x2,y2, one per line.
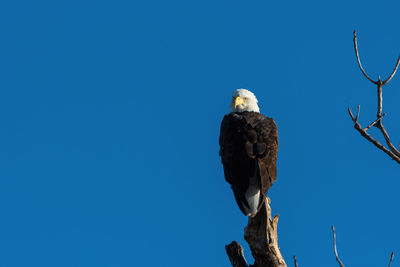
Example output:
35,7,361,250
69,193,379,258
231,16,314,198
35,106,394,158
1,0,400,266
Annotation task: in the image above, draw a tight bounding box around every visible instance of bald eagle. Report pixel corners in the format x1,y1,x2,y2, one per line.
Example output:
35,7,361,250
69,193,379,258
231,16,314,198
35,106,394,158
219,89,278,217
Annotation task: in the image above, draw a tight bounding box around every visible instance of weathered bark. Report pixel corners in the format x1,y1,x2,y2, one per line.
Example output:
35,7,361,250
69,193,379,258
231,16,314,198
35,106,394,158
226,197,286,267
226,242,248,267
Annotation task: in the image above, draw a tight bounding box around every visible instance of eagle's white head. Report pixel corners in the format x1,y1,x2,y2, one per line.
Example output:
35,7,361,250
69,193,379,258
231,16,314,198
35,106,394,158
230,89,260,113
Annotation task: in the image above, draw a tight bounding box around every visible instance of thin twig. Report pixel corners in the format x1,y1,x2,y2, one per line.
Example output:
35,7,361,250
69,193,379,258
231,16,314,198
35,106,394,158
353,30,378,85
389,252,394,267
363,113,386,131
355,105,360,121
331,226,345,267
293,256,298,267
376,122,400,157
347,109,400,163
383,55,400,85
348,108,356,122
377,82,383,117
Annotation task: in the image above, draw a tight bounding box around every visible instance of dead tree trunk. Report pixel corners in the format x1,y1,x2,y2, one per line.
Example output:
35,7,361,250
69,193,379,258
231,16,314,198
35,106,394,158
225,197,286,267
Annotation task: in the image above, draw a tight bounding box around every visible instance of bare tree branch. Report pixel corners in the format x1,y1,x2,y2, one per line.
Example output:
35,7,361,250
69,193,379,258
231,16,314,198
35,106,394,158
389,252,394,267
376,119,400,157
293,256,298,267
363,113,385,131
349,30,400,163
355,105,360,121
353,30,378,85
348,108,400,163
377,81,383,117
383,56,400,85
331,226,345,267
226,241,248,267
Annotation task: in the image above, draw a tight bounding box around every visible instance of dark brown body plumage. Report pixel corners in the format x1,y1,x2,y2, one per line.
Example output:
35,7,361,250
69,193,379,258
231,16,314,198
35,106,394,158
219,111,278,216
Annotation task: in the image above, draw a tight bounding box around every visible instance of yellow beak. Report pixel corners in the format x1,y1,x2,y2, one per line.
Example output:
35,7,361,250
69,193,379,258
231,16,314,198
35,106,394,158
234,97,245,108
